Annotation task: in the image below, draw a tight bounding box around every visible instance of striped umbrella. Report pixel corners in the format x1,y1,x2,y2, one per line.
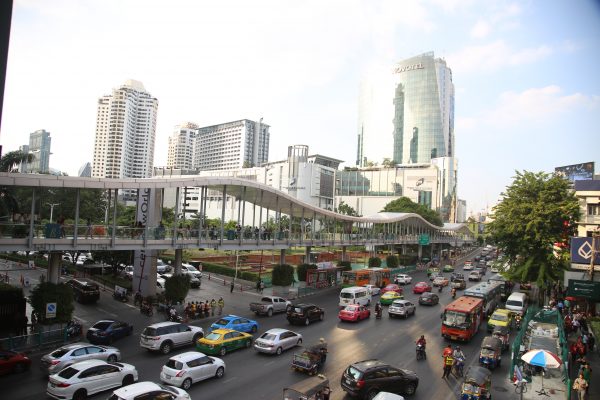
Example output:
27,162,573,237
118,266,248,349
521,349,562,368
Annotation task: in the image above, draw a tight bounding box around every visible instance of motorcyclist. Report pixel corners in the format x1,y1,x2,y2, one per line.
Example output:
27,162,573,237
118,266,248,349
169,306,178,321
515,313,522,329
416,335,427,349
141,299,152,315
451,287,457,298
375,302,382,318
318,338,328,365
453,345,465,375
416,335,427,359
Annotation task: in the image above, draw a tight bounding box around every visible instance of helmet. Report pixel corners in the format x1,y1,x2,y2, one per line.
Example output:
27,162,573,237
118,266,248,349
420,335,425,339
319,338,325,343
456,346,461,350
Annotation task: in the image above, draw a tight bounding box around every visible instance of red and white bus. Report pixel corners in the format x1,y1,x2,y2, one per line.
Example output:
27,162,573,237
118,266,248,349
441,296,484,342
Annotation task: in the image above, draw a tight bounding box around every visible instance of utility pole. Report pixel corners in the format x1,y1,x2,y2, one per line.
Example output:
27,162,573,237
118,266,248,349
589,232,599,280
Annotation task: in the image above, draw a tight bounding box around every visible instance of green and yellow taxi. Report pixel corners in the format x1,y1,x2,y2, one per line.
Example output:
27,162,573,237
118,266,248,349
487,308,512,332
379,291,404,305
426,267,440,276
196,328,253,356
443,264,454,272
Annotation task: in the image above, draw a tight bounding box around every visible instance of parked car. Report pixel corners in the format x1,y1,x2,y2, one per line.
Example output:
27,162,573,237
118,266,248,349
108,382,190,400
209,315,258,334
388,300,416,319
286,303,325,325
254,328,303,355
196,328,253,356
418,292,439,306
249,296,291,317
86,320,133,344
47,359,137,400
40,343,121,375
468,271,482,282
363,284,381,296
341,359,419,398
0,350,31,375
140,322,204,355
66,278,100,304
413,282,432,294
156,259,171,274
394,274,412,285
339,304,371,322
160,351,225,390
380,284,403,295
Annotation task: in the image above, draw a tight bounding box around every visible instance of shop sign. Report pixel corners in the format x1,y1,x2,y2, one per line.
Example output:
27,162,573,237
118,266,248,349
567,279,600,300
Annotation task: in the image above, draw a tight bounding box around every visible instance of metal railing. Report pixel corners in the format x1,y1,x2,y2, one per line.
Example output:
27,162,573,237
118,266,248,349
0,326,70,352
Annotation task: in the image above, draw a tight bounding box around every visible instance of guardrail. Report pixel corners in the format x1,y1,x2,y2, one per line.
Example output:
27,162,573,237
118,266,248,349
0,326,71,353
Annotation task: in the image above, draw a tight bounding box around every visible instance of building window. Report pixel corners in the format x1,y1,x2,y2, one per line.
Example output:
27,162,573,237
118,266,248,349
588,204,599,216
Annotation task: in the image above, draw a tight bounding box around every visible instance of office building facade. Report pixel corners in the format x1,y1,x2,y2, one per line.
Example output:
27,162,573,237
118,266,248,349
357,51,455,167
20,129,51,173
92,80,158,180
167,122,198,170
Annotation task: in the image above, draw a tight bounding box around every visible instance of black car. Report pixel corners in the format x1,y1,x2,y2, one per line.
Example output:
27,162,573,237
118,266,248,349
341,359,419,399
86,319,133,344
286,303,324,325
418,292,439,306
67,278,100,303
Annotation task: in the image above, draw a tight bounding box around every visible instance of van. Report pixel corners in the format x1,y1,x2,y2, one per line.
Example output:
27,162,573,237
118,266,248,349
339,286,371,307
505,292,528,315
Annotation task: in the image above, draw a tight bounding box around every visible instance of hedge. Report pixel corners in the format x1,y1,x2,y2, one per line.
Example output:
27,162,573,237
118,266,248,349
201,261,269,283
386,255,399,269
272,264,294,286
297,264,317,282
368,257,382,268
337,261,352,271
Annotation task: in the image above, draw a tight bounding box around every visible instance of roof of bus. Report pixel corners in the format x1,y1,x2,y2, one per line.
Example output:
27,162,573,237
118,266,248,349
464,281,503,296
445,296,484,312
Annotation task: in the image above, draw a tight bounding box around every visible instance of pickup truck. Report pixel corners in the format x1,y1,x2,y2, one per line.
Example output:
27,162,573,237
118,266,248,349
250,296,292,317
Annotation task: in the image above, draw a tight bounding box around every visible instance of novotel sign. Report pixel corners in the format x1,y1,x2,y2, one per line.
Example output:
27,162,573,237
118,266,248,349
394,62,424,73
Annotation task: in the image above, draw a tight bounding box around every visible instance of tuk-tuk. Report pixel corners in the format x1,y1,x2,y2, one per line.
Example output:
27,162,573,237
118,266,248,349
292,344,327,375
479,336,502,369
460,366,492,400
283,375,331,400
492,325,510,351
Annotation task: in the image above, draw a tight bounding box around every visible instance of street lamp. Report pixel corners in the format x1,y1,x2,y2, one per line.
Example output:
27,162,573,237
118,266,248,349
46,203,60,223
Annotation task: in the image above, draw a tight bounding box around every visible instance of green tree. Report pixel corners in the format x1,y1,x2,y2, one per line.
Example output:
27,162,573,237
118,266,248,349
164,275,191,304
489,171,580,292
382,197,443,226
386,255,399,269
271,264,294,286
29,282,74,324
0,150,33,172
296,263,317,282
368,257,382,268
336,201,360,217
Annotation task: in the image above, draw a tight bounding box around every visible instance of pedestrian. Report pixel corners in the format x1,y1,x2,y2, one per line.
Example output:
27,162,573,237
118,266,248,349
86,218,93,238
582,362,592,385
588,333,595,352
256,280,261,293
259,280,265,294
210,299,217,316
217,297,224,315
573,372,588,400
57,215,66,238
230,280,235,293
203,301,210,318
442,344,453,379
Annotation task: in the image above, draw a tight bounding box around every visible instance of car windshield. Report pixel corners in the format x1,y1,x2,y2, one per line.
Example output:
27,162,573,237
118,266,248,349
506,300,522,307
214,319,229,325
343,306,358,311
259,333,277,341
205,333,222,341
57,366,79,379
346,366,362,380
165,359,184,370
291,307,304,313
492,313,508,321
50,348,69,358
92,321,112,330
340,293,354,299
442,311,470,328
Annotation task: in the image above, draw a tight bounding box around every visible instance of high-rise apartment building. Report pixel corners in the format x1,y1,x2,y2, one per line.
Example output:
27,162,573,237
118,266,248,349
357,51,455,166
92,80,158,180
20,129,51,173
193,119,270,171
167,122,198,170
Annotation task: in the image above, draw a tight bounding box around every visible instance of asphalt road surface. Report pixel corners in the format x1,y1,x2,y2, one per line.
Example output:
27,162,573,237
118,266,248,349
2,252,520,400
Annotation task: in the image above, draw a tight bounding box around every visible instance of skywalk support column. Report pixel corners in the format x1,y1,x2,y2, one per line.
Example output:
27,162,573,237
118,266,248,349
305,246,311,264
133,188,161,297
174,249,182,275
280,249,286,265
341,246,347,262
47,252,61,283
418,244,423,260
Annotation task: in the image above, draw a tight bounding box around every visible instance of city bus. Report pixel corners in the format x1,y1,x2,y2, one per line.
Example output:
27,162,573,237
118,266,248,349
441,296,484,342
463,280,503,317
341,268,391,288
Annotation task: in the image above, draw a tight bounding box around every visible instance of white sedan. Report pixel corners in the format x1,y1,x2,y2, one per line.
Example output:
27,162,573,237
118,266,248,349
160,351,225,390
394,274,412,285
109,382,190,400
254,328,303,355
363,284,381,296
47,359,137,400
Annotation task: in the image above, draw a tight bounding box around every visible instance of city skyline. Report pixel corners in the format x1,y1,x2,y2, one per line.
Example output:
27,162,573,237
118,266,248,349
1,0,599,216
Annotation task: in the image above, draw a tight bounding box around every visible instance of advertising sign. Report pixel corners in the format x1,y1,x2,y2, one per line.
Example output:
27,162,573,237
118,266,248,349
45,302,57,319
133,188,160,296
567,279,600,300
570,237,600,265
555,162,594,182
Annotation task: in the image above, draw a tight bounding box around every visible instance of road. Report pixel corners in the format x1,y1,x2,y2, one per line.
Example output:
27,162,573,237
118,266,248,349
2,252,519,400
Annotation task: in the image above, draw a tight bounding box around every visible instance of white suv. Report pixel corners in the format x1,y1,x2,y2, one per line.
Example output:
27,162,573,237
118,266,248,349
181,263,202,279
140,322,203,355
388,300,416,319
394,274,412,285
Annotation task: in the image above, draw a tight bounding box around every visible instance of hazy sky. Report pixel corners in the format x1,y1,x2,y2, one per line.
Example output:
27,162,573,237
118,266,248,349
2,0,599,216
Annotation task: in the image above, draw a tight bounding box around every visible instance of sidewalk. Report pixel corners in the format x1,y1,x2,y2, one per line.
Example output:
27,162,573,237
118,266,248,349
567,329,598,400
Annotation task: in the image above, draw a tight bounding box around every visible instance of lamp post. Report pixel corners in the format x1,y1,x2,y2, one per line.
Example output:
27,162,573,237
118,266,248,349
46,203,60,223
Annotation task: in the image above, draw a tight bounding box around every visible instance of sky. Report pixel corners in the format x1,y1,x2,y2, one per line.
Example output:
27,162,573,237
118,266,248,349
1,0,599,216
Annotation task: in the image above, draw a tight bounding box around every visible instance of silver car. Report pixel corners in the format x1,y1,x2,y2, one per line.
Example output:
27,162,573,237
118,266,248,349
253,328,303,355
40,342,121,375
388,300,416,319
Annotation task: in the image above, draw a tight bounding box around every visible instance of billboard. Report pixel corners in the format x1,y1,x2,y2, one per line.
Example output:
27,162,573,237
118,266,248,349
555,162,594,182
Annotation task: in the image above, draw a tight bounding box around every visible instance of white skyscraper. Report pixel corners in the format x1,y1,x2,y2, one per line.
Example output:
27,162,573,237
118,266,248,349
167,122,198,170
92,80,158,179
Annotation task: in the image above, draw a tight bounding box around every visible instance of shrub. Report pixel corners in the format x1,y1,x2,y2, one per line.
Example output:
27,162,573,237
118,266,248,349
368,257,382,268
29,282,74,324
297,263,317,282
164,275,191,304
386,255,399,269
337,260,352,272
272,264,294,286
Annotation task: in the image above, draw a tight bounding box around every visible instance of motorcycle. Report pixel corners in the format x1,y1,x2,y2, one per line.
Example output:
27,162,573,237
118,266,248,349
451,289,457,299
416,344,427,360
515,315,522,330
453,356,465,377
375,304,382,319
168,313,184,323
66,320,82,338
112,291,129,302
438,285,443,293
140,303,154,316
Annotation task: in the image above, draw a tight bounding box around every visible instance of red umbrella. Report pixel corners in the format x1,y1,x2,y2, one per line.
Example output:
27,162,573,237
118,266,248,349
565,296,577,301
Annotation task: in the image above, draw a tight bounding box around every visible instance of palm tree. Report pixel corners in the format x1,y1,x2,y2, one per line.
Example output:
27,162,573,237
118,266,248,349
0,151,33,221
0,150,33,172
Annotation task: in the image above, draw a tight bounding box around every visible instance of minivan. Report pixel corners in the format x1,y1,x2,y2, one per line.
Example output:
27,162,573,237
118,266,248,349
339,286,371,308
506,292,528,315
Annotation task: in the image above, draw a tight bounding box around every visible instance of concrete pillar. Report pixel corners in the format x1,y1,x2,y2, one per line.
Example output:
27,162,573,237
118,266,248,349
418,244,423,260
280,249,286,265
305,246,311,264
48,252,61,284
341,246,347,262
133,188,161,297
174,248,183,275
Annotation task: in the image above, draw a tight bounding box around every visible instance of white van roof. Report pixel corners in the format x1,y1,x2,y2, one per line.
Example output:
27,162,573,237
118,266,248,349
341,286,368,292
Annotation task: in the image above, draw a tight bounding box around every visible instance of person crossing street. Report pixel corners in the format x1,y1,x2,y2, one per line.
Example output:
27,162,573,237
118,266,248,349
217,297,224,315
